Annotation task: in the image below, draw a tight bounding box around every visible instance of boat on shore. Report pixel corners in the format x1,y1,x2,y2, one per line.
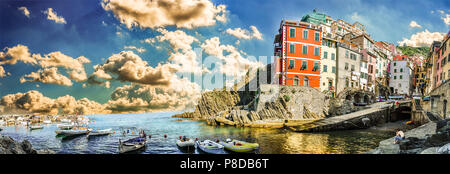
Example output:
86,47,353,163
219,139,259,153
43,120,52,124
87,128,113,138
196,140,225,154
119,137,146,154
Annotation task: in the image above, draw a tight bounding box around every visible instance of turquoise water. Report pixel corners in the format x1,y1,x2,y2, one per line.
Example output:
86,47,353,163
0,112,394,154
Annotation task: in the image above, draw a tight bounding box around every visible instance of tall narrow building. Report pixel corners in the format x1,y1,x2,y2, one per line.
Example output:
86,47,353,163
273,20,322,87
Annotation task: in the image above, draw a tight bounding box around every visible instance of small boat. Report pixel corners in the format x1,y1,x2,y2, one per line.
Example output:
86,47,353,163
57,124,74,130
196,140,225,154
87,128,113,138
220,139,259,153
29,125,44,130
60,119,71,123
55,128,91,139
176,136,195,149
43,120,52,124
119,137,146,154
0,127,3,131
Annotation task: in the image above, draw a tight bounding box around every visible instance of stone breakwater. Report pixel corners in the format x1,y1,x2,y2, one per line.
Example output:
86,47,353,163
0,135,55,154
367,119,450,154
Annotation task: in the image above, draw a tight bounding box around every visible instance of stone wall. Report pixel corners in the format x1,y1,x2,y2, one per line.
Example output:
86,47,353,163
428,80,450,119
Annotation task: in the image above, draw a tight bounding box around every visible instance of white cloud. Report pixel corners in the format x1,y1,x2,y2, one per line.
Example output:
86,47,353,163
101,0,227,29
201,37,263,77
442,14,450,26
18,7,30,18
225,26,263,40
398,29,446,47
0,44,90,84
409,21,422,28
43,8,66,24
124,46,147,53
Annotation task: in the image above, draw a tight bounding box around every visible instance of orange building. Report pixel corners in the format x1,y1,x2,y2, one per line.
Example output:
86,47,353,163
273,20,322,87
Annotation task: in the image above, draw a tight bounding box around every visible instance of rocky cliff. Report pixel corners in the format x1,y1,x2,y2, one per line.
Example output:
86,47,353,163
174,85,330,128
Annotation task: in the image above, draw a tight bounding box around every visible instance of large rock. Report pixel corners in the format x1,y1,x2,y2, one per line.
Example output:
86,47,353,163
420,147,439,154
0,135,30,154
21,140,37,154
437,143,450,154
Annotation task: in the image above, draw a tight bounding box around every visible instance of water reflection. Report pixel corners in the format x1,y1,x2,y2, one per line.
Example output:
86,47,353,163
0,113,393,154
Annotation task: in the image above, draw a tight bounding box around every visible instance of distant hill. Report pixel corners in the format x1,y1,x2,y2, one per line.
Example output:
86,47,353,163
396,46,429,57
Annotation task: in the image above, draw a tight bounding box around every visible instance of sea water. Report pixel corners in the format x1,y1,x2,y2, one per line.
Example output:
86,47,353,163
0,112,394,154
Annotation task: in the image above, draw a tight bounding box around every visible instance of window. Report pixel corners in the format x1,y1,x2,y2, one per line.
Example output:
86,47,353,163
288,59,295,69
302,45,308,55
323,65,328,72
313,62,319,71
289,44,295,53
346,50,349,58
332,66,336,73
394,69,397,73
400,75,403,79
345,63,349,70
304,77,309,87
394,76,397,80
289,28,296,38
394,62,397,66
315,32,320,41
351,65,355,71
303,30,308,39
324,52,328,59
331,53,335,60
350,53,355,60
314,47,320,56
301,60,307,70
400,68,403,72
294,76,299,86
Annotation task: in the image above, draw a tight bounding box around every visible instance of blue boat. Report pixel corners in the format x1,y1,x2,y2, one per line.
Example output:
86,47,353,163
196,140,226,154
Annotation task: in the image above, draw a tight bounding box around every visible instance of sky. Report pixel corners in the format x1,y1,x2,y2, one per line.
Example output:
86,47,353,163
0,0,449,114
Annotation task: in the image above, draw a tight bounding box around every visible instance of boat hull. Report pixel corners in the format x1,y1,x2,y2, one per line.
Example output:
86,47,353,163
119,137,147,154
220,140,259,153
196,140,225,154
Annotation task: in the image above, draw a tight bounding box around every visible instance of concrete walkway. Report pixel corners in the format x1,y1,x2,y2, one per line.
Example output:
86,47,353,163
289,101,398,132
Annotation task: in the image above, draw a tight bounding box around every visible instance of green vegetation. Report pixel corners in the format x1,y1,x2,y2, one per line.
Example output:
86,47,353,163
396,46,428,57
283,95,291,102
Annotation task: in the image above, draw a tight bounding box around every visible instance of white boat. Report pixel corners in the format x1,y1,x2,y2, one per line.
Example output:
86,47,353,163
196,140,225,154
119,137,146,154
61,119,71,123
29,125,44,130
43,120,52,124
176,137,195,148
0,120,5,126
87,128,113,138
55,128,91,138
57,124,74,130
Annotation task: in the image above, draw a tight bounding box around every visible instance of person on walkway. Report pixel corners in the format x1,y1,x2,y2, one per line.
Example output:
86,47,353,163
394,129,405,144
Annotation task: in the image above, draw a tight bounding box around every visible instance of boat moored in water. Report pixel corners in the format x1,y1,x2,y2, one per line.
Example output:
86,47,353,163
119,137,146,154
219,139,259,153
176,136,195,149
29,125,44,130
196,140,225,154
55,127,91,139
87,128,114,138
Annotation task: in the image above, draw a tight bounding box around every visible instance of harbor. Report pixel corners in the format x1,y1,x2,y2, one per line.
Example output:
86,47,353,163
0,112,396,154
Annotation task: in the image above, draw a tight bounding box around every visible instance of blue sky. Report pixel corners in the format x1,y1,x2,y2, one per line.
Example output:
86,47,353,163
0,0,449,104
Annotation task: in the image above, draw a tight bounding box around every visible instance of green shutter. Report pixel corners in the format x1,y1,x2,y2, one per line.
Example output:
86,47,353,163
303,30,308,39
302,45,308,55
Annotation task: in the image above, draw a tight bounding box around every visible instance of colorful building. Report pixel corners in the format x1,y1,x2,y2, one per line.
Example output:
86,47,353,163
335,42,362,95
319,35,337,93
273,20,322,87
390,55,412,95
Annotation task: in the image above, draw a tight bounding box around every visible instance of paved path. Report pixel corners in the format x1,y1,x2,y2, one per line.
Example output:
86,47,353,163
290,100,410,132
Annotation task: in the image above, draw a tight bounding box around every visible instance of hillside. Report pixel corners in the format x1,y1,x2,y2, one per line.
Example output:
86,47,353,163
396,46,429,57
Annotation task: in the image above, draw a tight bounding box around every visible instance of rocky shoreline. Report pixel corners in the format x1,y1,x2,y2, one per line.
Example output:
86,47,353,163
172,86,374,129
0,135,55,154
366,119,450,154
